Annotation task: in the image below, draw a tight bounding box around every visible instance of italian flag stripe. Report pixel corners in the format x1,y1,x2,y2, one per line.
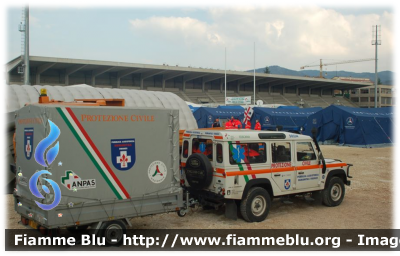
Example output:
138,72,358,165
56,107,130,200
236,141,257,180
228,141,249,183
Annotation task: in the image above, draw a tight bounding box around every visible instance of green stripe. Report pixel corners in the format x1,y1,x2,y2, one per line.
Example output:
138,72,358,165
56,107,123,200
61,171,73,184
228,142,249,183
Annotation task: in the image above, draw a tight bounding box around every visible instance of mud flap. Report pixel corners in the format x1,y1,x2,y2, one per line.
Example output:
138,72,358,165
225,200,237,220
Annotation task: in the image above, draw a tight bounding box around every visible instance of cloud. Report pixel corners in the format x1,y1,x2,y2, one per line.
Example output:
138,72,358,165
129,16,228,47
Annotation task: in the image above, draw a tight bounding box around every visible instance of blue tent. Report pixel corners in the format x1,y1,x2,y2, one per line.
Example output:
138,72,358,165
251,107,322,132
193,107,245,128
303,105,393,147
217,105,245,110
188,105,199,113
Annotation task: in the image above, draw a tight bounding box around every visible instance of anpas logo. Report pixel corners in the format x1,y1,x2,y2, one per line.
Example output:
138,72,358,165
346,117,354,126
30,120,61,211
284,179,291,190
61,171,96,190
148,161,167,184
264,116,270,124
24,128,34,160
111,139,136,170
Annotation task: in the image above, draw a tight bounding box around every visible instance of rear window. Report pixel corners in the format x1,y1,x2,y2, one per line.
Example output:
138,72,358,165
182,140,189,158
229,143,266,165
216,144,223,163
192,138,213,161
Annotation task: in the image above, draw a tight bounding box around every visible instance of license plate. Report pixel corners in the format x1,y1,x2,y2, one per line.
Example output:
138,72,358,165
29,220,38,229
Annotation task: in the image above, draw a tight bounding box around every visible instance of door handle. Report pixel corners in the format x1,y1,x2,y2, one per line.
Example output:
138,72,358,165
274,174,281,177
298,172,304,174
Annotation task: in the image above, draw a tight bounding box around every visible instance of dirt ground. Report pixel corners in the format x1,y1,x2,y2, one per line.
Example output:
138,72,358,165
6,145,393,229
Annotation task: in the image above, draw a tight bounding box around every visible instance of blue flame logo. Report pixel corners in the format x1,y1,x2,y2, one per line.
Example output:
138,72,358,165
29,170,61,211
30,119,62,211
35,120,60,167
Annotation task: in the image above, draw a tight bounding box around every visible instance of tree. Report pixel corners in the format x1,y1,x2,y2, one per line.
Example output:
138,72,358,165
264,66,270,74
378,77,382,85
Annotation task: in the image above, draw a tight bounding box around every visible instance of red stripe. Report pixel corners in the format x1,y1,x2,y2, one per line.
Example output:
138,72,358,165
236,141,256,179
66,107,130,199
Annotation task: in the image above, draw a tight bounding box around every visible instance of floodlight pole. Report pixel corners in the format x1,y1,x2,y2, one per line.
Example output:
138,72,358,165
253,42,256,105
24,6,30,85
372,25,381,108
225,47,227,106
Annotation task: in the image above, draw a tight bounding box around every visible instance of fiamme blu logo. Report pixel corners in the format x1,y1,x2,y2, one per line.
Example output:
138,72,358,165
29,120,62,211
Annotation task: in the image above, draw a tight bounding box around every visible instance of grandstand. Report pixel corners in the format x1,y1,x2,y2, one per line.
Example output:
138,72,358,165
6,56,365,108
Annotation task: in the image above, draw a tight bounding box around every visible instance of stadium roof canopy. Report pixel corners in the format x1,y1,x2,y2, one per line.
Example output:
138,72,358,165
6,56,370,92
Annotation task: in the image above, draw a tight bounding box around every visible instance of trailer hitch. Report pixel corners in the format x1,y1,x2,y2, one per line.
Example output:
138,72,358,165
177,190,198,217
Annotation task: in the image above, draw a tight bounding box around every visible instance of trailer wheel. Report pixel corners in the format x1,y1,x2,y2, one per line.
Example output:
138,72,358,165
240,187,271,222
100,220,126,246
184,153,213,189
322,176,345,207
177,209,187,217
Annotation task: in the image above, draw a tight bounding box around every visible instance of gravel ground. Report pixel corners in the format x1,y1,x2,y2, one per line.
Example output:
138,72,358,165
6,145,393,229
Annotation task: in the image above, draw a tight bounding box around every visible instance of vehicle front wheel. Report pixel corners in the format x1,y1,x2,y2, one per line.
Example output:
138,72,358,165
240,187,271,222
322,176,345,207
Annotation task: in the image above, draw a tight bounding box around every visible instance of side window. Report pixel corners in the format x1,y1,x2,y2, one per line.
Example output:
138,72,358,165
216,144,223,163
271,142,291,163
182,140,189,158
296,142,317,161
192,138,213,161
229,143,266,165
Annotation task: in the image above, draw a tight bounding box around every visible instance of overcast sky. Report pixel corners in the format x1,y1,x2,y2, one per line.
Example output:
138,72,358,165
4,2,395,73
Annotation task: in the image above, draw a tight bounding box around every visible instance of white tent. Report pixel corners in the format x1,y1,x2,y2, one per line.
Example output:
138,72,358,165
7,84,197,130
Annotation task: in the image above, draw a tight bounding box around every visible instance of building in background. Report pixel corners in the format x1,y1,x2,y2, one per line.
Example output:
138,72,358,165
349,84,394,108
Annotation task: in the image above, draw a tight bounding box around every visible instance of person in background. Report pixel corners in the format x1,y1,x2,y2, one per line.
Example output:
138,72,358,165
212,118,221,128
234,118,243,129
225,116,235,129
254,119,261,130
245,120,251,129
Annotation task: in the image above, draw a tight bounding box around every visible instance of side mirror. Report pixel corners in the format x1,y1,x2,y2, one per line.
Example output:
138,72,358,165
299,127,304,134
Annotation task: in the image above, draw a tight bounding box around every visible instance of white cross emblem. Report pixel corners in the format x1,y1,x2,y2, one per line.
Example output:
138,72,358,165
26,140,31,157
116,151,131,168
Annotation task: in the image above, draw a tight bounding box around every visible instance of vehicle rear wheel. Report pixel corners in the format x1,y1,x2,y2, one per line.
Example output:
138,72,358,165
322,176,345,207
100,220,126,246
240,187,271,222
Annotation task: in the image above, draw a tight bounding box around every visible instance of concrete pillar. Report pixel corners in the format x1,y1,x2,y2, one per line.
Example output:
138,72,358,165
295,86,299,96
202,78,205,92
183,81,186,92
36,63,56,85
220,79,223,93
115,77,121,88
92,76,97,86
162,76,166,91
6,72,10,85
236,81,240,93
320,89,323,96
282,86,285,95
268,85,271,95
308,86,311,96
